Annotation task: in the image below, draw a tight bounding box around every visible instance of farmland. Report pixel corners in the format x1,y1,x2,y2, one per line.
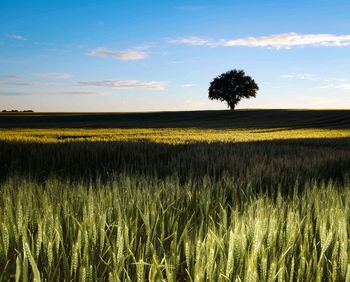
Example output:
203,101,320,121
1,110,350,281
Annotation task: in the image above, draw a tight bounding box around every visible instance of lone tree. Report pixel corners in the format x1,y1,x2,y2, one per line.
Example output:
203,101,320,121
208,69,259,110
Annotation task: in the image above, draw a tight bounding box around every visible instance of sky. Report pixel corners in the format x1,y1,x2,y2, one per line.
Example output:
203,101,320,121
1,0,350,112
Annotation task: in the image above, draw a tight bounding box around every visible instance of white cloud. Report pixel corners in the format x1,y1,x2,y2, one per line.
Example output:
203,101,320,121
87,48,147,60
280,73,317,80
325,78,347,82
1,75,22,80
0,91,106,96
6,34,27,41
281,74,349,87
77,80,166,90
316,83,350,90
169,37,213,46
181,83,195,88
132,43,153,51
280,73,350,90
59,91,107,96
223,33,350,49
170,33,350,49
316,84,336,89
0,80,57,87
36,72,72,79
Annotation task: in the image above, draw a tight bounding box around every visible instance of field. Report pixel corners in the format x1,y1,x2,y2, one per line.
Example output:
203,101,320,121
1,110,350,281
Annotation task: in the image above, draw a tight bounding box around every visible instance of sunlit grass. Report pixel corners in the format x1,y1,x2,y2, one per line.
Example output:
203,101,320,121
1,127,350,144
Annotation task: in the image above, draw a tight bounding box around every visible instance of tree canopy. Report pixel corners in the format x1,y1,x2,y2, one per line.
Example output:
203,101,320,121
208,69,259,110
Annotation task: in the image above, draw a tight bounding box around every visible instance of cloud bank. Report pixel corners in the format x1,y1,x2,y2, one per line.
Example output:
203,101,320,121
87,48,147,60
169,37,213,46
224,33,350,49
181,83,195,88
0,80,56,87
0,91,106,96
1,75,22,80
281,73,348,83
280,73,317,80
36,72,72,79
170,33,350,49
316,83,350,90
6,34,27,41
77,80,166,90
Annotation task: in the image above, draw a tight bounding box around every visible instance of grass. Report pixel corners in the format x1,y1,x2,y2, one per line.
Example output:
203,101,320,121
0,110,350,281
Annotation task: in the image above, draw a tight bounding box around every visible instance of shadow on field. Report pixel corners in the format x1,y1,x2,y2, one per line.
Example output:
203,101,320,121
1,110,350,129
1,137,350,194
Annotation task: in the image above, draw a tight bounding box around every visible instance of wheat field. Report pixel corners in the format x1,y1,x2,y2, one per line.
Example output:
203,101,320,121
1,110,350,281
1,127,350,144
1,177,350,281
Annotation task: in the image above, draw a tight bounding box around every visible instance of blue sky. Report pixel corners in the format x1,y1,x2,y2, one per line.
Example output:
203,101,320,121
1,0,350,111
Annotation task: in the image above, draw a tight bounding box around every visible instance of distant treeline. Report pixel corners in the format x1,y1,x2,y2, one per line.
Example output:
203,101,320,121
2,109,34,112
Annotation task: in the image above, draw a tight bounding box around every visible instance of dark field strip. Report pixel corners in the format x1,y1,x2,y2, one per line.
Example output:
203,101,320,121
1,109,350,129
1,137,350,195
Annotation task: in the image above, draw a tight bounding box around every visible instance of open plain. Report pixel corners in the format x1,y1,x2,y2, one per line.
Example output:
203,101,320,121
1,110,350,281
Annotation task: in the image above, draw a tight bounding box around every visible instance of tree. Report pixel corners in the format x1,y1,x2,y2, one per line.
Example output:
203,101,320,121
208,69,259,110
